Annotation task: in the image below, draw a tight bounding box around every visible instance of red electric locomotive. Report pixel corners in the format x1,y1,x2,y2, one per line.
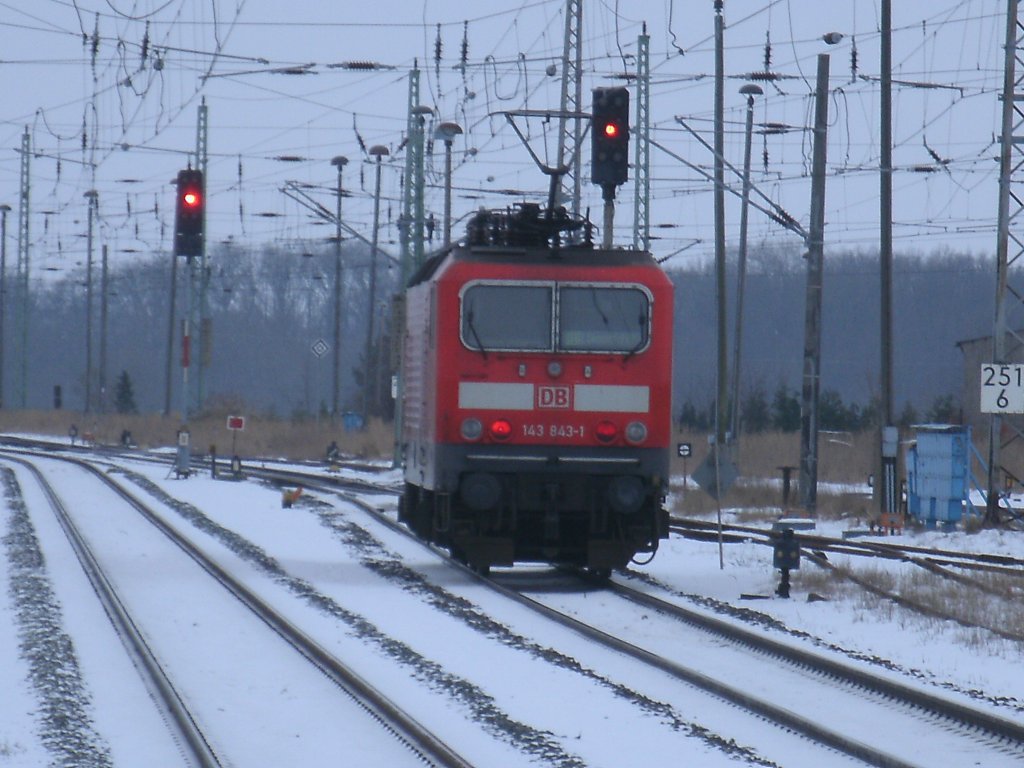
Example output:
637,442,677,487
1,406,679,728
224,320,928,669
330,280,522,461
398,203,673,575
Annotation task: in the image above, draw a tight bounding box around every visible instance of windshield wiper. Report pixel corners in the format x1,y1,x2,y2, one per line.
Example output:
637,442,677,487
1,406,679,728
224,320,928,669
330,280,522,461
465,309,489,360
623,312,648,362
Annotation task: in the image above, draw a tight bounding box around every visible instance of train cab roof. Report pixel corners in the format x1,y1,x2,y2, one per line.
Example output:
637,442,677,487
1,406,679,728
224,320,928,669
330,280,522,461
407,203,659,288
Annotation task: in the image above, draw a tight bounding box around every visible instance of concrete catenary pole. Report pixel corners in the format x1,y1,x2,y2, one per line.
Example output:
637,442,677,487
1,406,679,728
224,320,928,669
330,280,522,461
799,54,830,515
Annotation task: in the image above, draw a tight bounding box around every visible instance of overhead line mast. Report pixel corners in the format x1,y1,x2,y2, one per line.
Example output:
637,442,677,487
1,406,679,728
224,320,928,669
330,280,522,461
633,24,650,253
196,99,209,412
16,129,29,409
556,0,584,227
988,0,1024,525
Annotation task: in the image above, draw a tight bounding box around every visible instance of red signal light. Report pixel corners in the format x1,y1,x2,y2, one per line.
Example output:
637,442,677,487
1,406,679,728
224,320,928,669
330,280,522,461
489,419,512,441
591,86,630,187
174,168,205,257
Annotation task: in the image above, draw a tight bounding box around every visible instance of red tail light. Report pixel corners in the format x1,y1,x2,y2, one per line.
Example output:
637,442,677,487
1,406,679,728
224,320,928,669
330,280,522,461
489,419,512,440
595,420,618,443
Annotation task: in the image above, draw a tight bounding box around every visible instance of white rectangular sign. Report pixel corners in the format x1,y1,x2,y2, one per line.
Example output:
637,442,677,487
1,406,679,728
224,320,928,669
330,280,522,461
980,363,1024,413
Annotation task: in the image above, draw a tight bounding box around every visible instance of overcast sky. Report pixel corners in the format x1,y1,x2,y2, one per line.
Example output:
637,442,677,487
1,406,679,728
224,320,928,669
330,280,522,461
0,1,1011,280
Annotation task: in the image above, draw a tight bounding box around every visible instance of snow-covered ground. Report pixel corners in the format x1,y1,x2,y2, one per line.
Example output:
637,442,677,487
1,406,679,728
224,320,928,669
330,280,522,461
1,444,1022,766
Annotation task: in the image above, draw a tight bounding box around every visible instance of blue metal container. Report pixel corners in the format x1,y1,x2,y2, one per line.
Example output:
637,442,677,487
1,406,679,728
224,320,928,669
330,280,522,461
906,425,971,528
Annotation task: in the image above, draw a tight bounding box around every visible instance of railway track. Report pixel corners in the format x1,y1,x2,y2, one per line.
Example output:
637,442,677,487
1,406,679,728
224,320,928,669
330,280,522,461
7,437,1024,765
261,466,1024,766
493,570,1024,768
670,516,1024,577
1,449,472,768
4,454,222,768
670,516,1024,641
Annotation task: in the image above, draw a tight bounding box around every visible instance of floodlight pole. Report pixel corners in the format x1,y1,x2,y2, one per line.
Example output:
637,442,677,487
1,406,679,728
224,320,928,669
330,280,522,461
330,155,348,421
0,204,9,410
435,121,463,247
84,190,98,414
364,145,388,425
99,243,108,414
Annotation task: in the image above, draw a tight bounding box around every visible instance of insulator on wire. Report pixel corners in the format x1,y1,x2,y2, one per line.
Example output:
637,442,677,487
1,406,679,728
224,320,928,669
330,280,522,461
435,23,443,98
435,23,442,75
141,21,150,65
461,20,469,68
850,36,858,83
763,30,771,73
354,115,367,154
91,13,99,67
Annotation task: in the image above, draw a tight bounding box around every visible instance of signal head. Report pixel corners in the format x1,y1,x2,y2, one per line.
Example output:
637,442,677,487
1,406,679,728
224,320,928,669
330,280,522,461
174,168,205,257
591,86,630,188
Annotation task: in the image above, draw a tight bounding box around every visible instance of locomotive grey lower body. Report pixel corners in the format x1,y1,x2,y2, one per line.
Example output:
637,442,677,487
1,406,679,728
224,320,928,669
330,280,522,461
400,444,669,574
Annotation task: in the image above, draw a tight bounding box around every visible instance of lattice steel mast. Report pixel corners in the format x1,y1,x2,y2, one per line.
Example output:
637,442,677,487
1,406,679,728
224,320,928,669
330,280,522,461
556,0,583,223
988,0,1024,524
632,25,650,252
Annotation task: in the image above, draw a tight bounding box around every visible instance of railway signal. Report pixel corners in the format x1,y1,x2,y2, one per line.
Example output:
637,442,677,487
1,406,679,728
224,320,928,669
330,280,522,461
591,86,630,188
174,168,205,257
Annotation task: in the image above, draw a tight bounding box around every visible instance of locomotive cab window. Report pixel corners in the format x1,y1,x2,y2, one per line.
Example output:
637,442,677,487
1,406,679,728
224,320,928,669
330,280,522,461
558,285,650,353
461,283,553,351
460,281,651,354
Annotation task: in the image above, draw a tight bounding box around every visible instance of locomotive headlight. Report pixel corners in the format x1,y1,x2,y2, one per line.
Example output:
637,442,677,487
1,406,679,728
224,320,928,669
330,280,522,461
461,417,483,441
625,421,648,444
547,360,563,378
489,418,513,441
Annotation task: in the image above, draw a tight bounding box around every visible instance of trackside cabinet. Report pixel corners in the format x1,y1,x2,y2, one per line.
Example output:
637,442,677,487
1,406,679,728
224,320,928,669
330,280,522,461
905,425,973,529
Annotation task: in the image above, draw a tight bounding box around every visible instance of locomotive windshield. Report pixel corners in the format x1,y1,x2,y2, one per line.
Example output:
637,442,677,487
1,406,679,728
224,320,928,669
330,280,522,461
557,285,648,352
460,281,650,354
461,284,553,351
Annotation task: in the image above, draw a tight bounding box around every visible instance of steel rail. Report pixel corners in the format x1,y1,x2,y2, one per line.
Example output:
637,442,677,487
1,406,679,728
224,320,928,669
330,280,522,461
141,457,1024,765
12,450,473,768
2,454,223,768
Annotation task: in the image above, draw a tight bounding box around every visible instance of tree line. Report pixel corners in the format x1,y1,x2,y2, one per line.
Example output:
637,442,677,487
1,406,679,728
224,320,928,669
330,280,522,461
676,383,961,434
3,239,996,423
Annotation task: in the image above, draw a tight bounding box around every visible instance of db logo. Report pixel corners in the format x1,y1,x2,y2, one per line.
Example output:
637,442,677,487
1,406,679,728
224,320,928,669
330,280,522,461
537,385,571,409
